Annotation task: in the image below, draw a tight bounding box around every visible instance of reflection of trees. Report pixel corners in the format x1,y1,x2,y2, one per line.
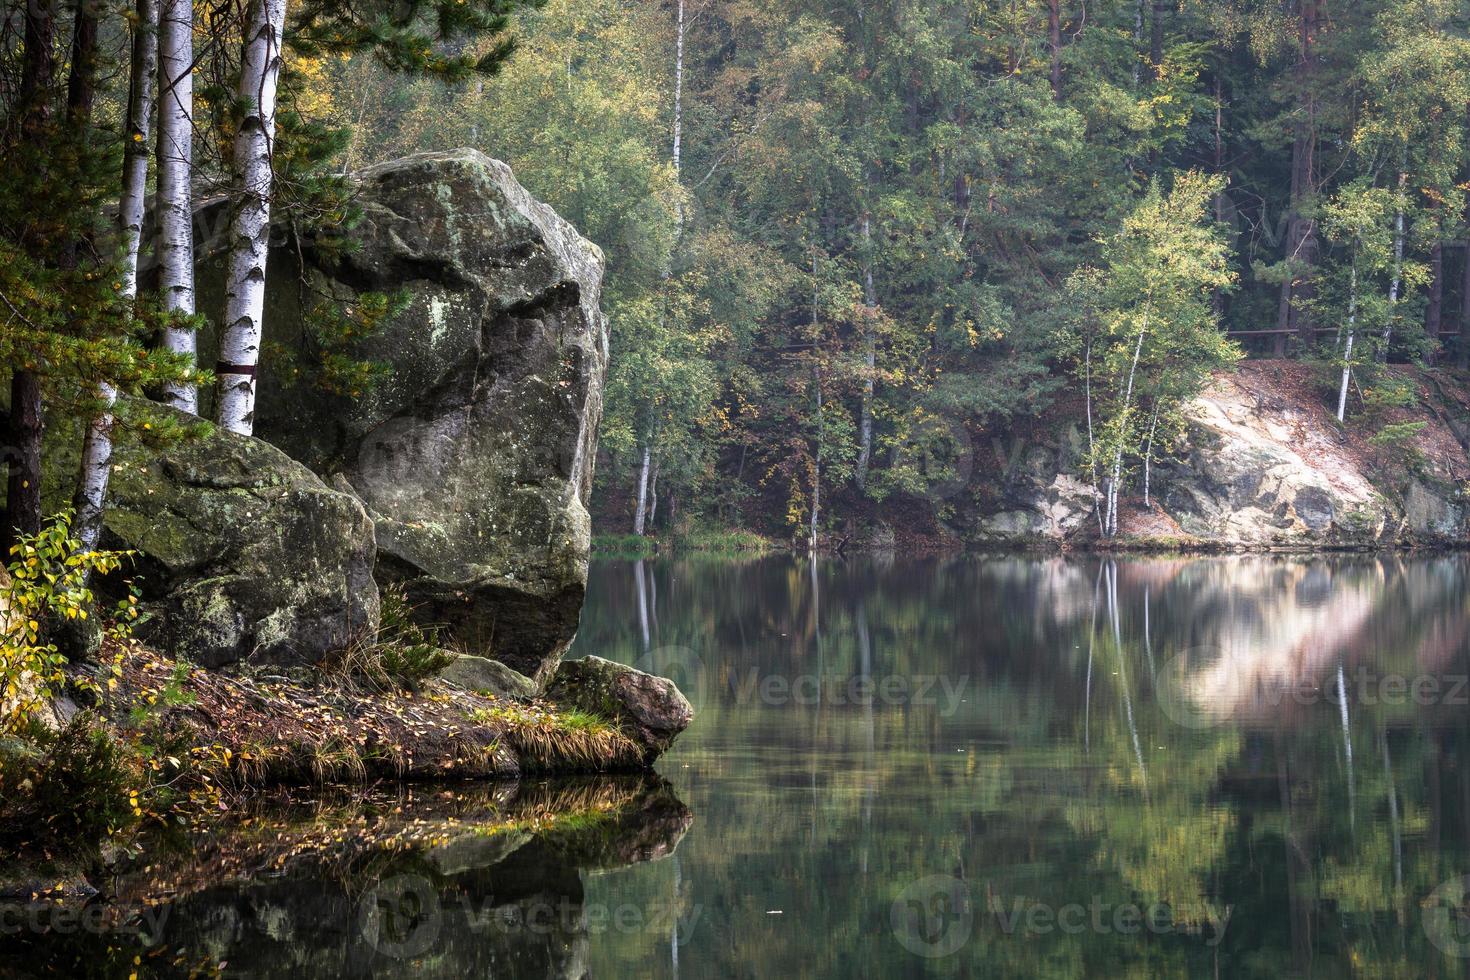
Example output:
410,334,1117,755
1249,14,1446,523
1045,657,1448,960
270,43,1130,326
576,555,1470,978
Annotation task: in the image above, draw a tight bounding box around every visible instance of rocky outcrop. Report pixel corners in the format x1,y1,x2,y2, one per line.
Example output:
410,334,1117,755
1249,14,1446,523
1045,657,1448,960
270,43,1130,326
198,148,608,685
103,406,379,668
963,362,1470,550
545,656,694,764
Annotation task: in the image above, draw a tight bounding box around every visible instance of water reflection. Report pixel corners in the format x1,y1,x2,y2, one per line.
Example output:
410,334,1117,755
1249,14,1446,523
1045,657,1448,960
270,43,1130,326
0,776,691,978
577,554,1470,978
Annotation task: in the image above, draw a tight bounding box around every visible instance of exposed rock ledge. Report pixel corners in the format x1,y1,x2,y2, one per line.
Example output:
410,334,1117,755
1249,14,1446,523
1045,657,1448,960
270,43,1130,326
960,361,1470,550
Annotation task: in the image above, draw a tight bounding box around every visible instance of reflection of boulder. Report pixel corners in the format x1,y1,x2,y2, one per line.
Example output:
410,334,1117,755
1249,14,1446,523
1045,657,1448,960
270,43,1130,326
4,777,690,979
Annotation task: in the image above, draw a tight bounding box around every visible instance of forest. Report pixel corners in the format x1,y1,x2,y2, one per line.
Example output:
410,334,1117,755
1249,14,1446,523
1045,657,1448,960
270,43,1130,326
6,0,1470,556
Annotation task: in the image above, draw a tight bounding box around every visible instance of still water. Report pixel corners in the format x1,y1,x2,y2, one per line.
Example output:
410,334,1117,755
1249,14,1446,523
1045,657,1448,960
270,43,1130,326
7,554,1470,978
575,554,1470,978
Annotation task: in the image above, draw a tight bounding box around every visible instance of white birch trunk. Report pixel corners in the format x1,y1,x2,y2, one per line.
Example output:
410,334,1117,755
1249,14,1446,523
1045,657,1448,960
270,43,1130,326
1382,176,1405,358
1106,300,1151,536
1142,403,1159,508
216,0,288,435
646,454,660,527
634,444,651,536
157,0,197,413
1337,261,1359,422
672,0,684,176
1084,338,1105,537
74,0,158,551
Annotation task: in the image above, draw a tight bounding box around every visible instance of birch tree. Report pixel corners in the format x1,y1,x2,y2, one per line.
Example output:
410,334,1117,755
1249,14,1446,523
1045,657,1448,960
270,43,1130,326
156,0,198,413
216,0,290,435
1070,172,1237,537
72,0,161,552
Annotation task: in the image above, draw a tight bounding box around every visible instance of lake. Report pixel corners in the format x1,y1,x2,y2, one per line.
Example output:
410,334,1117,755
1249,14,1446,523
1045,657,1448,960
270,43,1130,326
7,553,1470,978
575,554,1470,978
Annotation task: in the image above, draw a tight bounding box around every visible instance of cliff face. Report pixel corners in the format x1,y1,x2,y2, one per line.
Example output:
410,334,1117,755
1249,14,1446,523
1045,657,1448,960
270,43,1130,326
961,361,1470,550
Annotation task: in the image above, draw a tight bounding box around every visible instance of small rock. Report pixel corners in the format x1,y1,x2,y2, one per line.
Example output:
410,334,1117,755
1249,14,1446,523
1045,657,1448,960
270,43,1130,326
545,656,693,764
438,654,538,700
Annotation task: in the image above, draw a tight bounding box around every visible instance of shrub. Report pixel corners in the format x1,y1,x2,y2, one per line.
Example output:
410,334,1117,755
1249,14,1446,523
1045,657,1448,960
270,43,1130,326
0,714,136,848
334,584,453,688
2,512,136,735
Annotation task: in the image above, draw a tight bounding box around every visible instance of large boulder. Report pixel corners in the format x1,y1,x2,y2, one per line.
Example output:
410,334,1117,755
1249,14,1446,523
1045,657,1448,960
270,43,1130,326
545,656,693,764
104,407,379,668
199,149,608,685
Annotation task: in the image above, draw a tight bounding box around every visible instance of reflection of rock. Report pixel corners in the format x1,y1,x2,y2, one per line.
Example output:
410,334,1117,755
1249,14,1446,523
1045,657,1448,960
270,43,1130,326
104,405,379,668
2,777,690,979
546,657,694,763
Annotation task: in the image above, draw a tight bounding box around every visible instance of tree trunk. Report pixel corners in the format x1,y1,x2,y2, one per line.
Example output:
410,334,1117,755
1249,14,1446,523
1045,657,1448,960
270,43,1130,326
1427,239,1444,356
1337,260,1358,423
855,213,876,491
1277,0,1319,354
75,0,159,552
1382,171,1406,360
646,454,660,527
216,0,289,435
1047,0,1062,99
1142,404,1159,508
634,444,651,536
809,248,821,554
5,0,56,550
1107,299,1152,537
1149,0,1166,81
672,0,684,176
1460,237,1470,368
157,0,197,413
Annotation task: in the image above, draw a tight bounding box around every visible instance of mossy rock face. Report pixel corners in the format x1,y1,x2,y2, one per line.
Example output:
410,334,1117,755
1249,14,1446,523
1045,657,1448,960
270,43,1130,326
197,149,608,685
437,653,538,700
105,406,379,668
545,656,693,764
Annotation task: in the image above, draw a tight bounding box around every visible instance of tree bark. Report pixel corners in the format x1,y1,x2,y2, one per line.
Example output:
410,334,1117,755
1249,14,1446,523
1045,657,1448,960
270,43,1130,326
1382,170,1406,359
216,0,289,435
1047,0,1062,99
646,454,660,527
1460,238,1470,368
634,444,651,536
1337,260,1358,423
1277,0,1319,354
672,0,684,176
5,0,55,550
1427,239,1444,354
75,0,160,552
157,0,197,413
1149,0,1166,80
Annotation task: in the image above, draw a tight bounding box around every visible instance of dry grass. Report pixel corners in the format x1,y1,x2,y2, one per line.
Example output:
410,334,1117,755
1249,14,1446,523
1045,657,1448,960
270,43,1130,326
468,703,642,773
102,648,648,792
